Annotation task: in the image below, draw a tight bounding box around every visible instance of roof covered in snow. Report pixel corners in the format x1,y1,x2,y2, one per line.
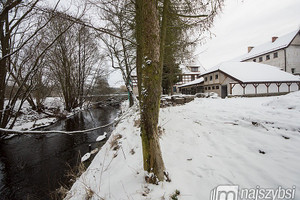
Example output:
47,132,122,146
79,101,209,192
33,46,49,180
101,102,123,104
178,77,204,88
179,63,206,75
201,62,300,83
236,29,299,61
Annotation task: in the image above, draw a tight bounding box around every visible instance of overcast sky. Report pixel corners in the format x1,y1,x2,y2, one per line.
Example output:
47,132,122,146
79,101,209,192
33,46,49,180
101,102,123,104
196,0,300,71
108,0,300,86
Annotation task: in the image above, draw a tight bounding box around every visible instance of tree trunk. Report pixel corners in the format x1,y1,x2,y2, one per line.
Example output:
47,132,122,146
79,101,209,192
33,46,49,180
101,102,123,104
135,0,143,99
138,0,165,181
126,78,134,107
0,11,10,128
159,0,170,73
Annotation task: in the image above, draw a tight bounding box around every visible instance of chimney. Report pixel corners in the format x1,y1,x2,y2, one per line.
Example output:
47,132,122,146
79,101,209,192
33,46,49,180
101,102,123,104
272,36,278,43
248,46,254,53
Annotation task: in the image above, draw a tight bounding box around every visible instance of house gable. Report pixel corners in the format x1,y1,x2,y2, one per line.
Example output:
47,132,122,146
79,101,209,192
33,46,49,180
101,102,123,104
238,29,300,62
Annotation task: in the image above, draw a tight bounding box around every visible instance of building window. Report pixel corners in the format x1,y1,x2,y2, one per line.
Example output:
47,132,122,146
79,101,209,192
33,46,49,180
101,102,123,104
216,86,219,89
205,77,207,82
191,75,195,81
210,76,212,81
259,57,263,62
291,68,295,74
212,86,215,90
208,87,211,90
215,74,218,79
253,59,256,62
266,55,270,60
182,75,191,83
274,52,278,58
191,67,198,72
205,87,207,90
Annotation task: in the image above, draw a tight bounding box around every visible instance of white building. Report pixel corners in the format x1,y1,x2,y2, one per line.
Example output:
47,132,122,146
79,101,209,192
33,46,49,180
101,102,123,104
201,62,300,98
236,29,300,75
173,64,206,93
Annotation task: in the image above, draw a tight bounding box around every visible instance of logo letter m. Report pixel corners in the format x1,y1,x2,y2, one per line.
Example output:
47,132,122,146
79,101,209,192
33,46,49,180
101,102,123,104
210,185,239,200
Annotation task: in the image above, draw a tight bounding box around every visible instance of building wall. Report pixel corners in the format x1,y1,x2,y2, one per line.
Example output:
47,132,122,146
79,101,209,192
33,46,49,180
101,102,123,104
203,71,236,96
231,83,299,95
291,33,300,45
286,45,300,75
203,71,221,85
244,49,285,70
243,33,300,74
203,71,300,97
133,86,139,96
203,71,220,96
179,74,200,84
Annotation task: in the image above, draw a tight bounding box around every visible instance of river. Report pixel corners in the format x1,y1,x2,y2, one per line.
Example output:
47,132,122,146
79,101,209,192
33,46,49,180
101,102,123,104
0,106,120,200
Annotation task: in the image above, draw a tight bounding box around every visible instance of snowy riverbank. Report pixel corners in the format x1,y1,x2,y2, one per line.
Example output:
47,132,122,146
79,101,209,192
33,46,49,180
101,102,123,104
65,91,300,200
3,97,89,136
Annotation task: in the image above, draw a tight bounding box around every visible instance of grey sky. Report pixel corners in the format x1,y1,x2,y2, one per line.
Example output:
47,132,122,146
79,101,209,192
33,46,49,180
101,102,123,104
196,0,300,70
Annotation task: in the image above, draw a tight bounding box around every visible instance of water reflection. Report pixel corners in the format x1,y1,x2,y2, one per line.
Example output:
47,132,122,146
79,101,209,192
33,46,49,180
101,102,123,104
0,107,119,200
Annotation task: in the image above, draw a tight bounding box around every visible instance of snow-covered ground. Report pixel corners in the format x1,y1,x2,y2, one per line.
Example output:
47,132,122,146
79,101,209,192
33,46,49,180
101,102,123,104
66,91,300,200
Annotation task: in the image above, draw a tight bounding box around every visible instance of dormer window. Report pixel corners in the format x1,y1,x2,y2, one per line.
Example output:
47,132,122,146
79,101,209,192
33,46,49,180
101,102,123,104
191,67,199,72
266,55,270,60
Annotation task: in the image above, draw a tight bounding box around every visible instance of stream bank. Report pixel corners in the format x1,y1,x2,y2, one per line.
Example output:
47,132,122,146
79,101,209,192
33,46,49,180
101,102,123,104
0,106,120,200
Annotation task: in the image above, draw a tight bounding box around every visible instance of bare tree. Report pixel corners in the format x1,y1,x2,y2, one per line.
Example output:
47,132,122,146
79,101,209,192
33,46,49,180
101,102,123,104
0,0,125,131
0,0,39,127
91,0,136,106
44,12,102,111
0,0,66,129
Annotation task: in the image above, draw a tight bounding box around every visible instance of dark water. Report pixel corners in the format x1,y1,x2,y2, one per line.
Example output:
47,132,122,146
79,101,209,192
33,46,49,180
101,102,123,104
0,106,119,200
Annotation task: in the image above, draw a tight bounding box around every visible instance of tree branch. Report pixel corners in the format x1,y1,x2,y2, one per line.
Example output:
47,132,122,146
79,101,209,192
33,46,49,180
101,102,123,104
175,13,208,18
0,0,22,20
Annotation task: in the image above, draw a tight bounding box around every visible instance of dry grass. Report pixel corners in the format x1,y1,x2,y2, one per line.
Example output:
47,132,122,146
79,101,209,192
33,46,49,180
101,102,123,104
85,187,95,200
134,119,140,127
110,134,122,151
145,173,159,185
50,154,86,200
129,148,135,155
50,185,69,200
158,126,165,136
66,162,86,182
170,190,180,200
